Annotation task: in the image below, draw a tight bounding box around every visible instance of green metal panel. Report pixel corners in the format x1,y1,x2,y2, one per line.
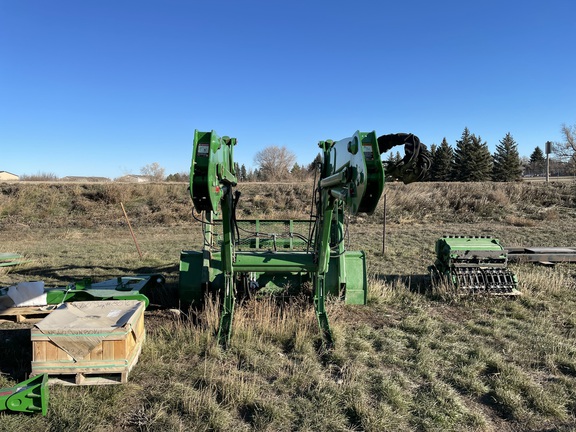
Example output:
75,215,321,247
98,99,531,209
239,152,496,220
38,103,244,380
190,130,237,213
343,251,368,305
436,236,505,253
180,250,223,306
180,251,313,303
180,250,368,304
318,131,384,215
0,373,49,415
234,251,316,272
179,251,203,305
325,251,367,304
44,275,160,307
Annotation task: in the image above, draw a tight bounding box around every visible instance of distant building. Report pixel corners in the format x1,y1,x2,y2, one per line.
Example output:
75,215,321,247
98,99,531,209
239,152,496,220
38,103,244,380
114,175,153,183
0,171,19,181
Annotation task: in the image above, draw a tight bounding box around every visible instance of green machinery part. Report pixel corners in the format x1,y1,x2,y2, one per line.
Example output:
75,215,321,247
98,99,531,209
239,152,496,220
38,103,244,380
431,236,519,295
44,274,165,308
0,373,49,415
180,129,428,345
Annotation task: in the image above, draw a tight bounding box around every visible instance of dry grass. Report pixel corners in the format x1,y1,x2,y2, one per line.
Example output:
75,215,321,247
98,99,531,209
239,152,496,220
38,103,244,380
1,180,576,431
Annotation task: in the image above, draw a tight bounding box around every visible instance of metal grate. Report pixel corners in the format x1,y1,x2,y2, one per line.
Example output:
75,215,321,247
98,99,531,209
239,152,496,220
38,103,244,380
454,267,518,294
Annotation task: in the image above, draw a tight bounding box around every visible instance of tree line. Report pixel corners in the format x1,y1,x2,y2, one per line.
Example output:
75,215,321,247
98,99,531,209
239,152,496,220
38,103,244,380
427,128,522,182
163,123,576,183
427,127,575,182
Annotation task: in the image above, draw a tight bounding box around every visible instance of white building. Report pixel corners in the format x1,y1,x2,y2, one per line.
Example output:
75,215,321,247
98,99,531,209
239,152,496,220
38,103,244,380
0,171,19,181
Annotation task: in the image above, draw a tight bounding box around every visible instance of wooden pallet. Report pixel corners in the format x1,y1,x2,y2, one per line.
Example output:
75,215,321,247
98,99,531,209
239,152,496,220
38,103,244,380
0,305,57,323
34,343,143,386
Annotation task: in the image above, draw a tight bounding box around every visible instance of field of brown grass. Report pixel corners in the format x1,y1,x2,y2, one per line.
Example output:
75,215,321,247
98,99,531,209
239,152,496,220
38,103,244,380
0,180,575,431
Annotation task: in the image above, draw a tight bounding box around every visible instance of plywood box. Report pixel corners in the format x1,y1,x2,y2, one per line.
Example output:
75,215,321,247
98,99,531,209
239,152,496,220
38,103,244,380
31,300,145,385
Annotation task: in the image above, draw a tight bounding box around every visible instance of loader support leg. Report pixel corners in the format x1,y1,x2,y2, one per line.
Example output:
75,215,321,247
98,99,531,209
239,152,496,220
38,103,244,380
314,274,334,347
217,273,235,346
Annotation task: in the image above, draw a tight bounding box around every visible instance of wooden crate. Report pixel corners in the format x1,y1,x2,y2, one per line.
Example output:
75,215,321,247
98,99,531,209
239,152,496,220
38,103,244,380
30,300,145,385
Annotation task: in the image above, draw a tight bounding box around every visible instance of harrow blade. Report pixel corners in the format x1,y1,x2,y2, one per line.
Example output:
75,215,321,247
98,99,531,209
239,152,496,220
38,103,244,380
454,267,519,295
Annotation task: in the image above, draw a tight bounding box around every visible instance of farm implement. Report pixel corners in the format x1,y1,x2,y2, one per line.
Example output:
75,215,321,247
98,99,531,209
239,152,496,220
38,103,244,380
430,236,520,295
179,129,430,345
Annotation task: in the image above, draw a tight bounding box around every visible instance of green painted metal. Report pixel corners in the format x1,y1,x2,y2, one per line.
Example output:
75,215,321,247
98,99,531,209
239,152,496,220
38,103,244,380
327,251,367,304
0,253,31,267
0,373,49,415
181,129,386,346
190,130,237,213
179,249,366,304
217,274,235,346
44,274,164,308
318,131,384,215
179,251,206,306
431,236,519,294
434,236,508,272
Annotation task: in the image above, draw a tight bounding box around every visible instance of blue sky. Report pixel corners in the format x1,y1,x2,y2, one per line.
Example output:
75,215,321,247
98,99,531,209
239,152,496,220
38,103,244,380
1,0,575,178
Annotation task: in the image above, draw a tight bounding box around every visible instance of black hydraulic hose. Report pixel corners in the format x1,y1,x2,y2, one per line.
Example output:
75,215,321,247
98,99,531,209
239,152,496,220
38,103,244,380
232,190,241,247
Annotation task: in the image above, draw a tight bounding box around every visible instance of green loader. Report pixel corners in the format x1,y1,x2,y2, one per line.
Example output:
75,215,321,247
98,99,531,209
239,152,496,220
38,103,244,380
179,130,430,345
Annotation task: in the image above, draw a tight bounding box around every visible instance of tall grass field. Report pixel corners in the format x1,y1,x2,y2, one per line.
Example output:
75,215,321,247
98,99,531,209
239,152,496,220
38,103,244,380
0,180,575,431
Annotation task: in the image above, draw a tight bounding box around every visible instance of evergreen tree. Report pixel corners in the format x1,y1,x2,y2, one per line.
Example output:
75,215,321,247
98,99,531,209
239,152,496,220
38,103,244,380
291,163,307,180
492,133,523,181
528,146,545,175
451,128,474,181
307,153,322,173
386,151,403,165
430,138,453,181
468,134,493,181
165,172,189,182
383,151,403,181
530,146,545,163
452,128,492,181
429,143,437,159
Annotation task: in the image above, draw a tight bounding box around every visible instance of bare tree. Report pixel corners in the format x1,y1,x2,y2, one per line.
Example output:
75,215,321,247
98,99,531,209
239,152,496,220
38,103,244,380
140,162,166,181
20,172,59,181
254,146,296,181
554,123,576,162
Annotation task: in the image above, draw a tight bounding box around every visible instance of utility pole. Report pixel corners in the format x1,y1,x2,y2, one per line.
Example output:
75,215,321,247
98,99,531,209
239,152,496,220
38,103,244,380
545,141,551,182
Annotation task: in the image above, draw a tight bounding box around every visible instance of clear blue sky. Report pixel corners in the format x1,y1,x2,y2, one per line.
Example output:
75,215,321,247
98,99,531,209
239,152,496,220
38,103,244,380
1,0,575,178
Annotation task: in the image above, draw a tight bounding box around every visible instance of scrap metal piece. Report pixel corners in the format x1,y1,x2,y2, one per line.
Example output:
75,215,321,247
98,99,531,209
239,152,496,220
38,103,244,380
505,247,576,264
